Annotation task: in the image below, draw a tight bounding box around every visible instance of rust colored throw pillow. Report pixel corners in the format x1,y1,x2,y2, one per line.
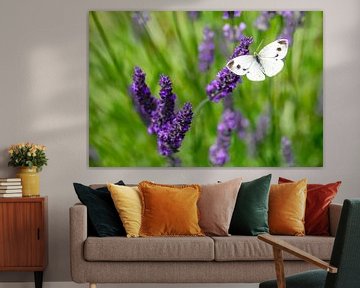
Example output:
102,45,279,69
198,178,242,236
269,179,307,236
138,181,204,237
278,177,341,236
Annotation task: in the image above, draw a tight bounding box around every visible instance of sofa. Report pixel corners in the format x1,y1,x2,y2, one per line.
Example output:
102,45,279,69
70,201,342,287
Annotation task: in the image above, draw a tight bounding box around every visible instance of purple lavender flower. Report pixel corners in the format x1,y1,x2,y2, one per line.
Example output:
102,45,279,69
206,36,253,102
223,23,246,43
209,109,237,166
132,11,150,26
236,111,249,139
281,136,294,166
130,67,192,166
209,145,229,166
247,114,270,157
253,115,270,144
149,75,176,134
254,11,304,45
198,27,215,72
278,11,305,45
209,108,249,166
131,67,158,125
188,11,200,21
235,23,247,41
157,103,193,157
222,93,249,139
222,24,233,42
230,36,253,64
221,109,238,130
223,11,241,19
254,11,276,31
206,70,240,103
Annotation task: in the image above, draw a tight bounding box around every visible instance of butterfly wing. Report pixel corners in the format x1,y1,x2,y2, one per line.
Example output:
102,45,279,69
226,55,255,76
246,61,266,81
257,39,288,77
259,58,284,77
227,39,288,80
258,39,289,60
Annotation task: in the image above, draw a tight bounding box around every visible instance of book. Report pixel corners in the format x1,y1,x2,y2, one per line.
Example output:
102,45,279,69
0,193,22,198
0,185,22,190
0,182,22,186
0,178,21,182
0,189,22,193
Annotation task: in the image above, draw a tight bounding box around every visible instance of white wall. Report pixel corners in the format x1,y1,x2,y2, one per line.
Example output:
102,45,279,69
0,0,359,283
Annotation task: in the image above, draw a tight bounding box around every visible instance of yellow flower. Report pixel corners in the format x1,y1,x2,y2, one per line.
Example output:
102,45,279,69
8,149,13,155
37,145,45,151
27,152,32,157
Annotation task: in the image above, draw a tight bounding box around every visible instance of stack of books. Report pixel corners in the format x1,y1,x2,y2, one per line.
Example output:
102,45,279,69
0,178,22,197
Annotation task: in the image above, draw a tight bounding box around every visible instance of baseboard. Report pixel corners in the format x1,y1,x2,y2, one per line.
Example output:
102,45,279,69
0,282,259,288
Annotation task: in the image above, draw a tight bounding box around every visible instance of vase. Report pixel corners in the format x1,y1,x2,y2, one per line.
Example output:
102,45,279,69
16,167,40,197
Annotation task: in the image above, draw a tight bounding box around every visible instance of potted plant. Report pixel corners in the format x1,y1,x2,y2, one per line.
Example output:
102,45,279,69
8,143,48,197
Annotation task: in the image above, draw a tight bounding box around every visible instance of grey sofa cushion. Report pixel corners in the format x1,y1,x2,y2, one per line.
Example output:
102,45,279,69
212,236,334,261
84,236,214,261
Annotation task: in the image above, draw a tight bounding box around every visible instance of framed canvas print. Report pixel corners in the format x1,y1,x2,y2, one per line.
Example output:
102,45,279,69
89,11,323,167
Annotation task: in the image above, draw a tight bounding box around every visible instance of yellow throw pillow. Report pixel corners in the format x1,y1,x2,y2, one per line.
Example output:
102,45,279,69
138,181,204,237
269,179,307,236
107,183,142,238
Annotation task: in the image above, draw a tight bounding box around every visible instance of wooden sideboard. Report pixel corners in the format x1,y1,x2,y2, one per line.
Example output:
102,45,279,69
0,197,48,288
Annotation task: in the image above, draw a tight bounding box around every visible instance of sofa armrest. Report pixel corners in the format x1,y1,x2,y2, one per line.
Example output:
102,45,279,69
69,203,88,283
329,203,342,237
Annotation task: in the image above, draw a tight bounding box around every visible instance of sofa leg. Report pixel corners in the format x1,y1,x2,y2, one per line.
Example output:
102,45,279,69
89,283,96,288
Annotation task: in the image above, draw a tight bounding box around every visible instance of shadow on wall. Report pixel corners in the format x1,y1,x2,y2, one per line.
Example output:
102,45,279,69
0,0,203,283
0,149,11,178
0,1,87,283
1,0,360,284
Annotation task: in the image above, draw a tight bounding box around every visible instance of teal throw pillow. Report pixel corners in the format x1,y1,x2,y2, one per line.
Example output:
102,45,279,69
229,174,271,236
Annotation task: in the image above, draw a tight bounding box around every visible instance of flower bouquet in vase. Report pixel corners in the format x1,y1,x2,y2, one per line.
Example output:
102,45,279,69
8,143,48,197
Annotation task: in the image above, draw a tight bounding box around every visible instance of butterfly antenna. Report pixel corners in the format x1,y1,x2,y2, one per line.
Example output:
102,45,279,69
255,39,264,53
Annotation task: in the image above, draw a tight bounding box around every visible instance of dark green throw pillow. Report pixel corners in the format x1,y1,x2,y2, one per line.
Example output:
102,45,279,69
73,181,126,237
229,174,272,236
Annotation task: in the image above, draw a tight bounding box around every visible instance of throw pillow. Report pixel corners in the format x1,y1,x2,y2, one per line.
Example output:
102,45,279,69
229,174,272,236
269,179,307,236
73,181,126,237
198,177,242,236
138,181,203,237
279,177,341,236
107,183,142,238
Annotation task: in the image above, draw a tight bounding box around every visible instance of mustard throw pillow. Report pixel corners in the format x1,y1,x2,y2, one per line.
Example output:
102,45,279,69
107,183,142,238
269,179,307,236
138,181,204,237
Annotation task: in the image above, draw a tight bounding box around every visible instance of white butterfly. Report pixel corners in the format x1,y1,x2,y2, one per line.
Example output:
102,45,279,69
226,39,289,81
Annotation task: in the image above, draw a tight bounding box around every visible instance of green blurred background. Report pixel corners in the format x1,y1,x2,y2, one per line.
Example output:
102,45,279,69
89,11,323,167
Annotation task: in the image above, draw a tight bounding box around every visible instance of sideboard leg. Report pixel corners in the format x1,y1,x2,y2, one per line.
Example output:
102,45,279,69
34,271,43,288
90,283,97,288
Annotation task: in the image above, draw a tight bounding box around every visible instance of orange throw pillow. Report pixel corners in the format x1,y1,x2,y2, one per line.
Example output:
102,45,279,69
269,179,307,236
138,181,204,237
278,177,341,235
